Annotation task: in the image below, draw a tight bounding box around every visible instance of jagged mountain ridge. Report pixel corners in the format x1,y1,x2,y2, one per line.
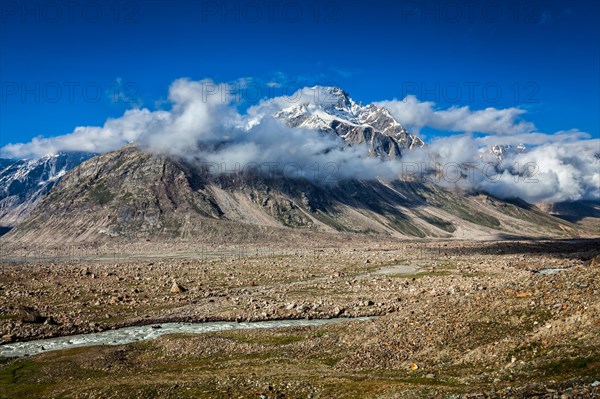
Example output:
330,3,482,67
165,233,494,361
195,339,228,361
0,87,425,228
0,152,93,226
0,87,593,241
489,143,527,161
2,145,582,245
275,86,425,158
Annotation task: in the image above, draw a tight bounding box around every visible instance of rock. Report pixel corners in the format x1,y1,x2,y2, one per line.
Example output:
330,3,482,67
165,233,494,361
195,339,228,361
410,363,419,370
18,306,45,323
296,304,308,313
170,282,187,293
591,381,600,387
2,334,16,343
44,316,58,325
426,373,435,379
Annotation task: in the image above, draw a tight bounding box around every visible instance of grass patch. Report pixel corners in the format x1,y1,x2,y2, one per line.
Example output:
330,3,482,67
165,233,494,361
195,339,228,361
462,271,487,278
320,357,340,366
0,359,48,398
413,210,457,233
537,355,600,377
434,262,457,270
388,271,451,279
120,192,134,203
220,331,306,346
89,183,114,205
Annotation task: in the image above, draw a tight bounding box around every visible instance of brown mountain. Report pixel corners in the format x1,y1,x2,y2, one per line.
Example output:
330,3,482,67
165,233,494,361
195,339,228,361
2,144,584,246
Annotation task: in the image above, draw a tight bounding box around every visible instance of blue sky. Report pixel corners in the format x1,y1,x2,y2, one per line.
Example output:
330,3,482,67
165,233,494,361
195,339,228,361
1,0,599,149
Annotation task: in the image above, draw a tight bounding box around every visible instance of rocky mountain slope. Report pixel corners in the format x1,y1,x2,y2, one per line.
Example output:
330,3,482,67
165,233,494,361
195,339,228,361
0,87,424,229
538,200,600,235
275,86,424,158
2,144,582,245
0,88,594,243
0,152,93,227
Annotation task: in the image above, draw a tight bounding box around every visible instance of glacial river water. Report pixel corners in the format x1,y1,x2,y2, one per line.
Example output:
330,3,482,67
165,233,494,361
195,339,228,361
0,317,372,358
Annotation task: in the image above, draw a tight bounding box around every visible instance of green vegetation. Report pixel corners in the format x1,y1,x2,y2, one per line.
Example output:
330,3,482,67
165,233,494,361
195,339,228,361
537,355,600,377
312,211,353,232
412,210,457,233
89,183,114,205
120,192,134,203
219,331,306,345
387,271,451,279
422,188,501,229
386,214,427,238
1,327,598,398
0,359,47,398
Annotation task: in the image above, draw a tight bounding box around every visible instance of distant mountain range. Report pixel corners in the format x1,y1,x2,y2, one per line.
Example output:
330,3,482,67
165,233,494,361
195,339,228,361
2,144,583,244
0,87,596,243
275,86,425,158
0,152,93,227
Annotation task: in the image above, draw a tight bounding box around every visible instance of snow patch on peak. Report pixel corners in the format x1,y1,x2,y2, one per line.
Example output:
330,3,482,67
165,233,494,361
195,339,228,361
490,143,527,160
274,88,425,159
0,151,95,225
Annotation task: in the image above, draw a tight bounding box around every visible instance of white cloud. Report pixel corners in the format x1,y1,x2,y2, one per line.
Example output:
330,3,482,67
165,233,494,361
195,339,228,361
402,135,600,203
474,129,592,147
1,108,165,158
376,95,536,135
1,78,598,204
480,140,600,203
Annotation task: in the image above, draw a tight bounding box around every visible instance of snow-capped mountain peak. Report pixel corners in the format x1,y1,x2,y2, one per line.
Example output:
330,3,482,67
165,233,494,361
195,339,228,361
308,85,363,116
0,152,94,226
490,144,527,161
275,87,424,158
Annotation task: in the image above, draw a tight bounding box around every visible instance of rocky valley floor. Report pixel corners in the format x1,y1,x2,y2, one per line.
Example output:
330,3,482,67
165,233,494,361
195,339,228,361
1,239,599,398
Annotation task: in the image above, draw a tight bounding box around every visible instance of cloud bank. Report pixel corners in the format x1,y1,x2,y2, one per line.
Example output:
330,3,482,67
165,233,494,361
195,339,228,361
376,95,536,135
1,78,598,204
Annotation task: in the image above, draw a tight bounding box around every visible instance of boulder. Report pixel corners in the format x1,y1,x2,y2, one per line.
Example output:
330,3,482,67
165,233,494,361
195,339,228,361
2,334,16,343
170,282,187,293
18,306,45,323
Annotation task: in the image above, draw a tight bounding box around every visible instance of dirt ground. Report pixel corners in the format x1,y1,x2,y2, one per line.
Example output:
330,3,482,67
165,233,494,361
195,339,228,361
1,239,599,398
